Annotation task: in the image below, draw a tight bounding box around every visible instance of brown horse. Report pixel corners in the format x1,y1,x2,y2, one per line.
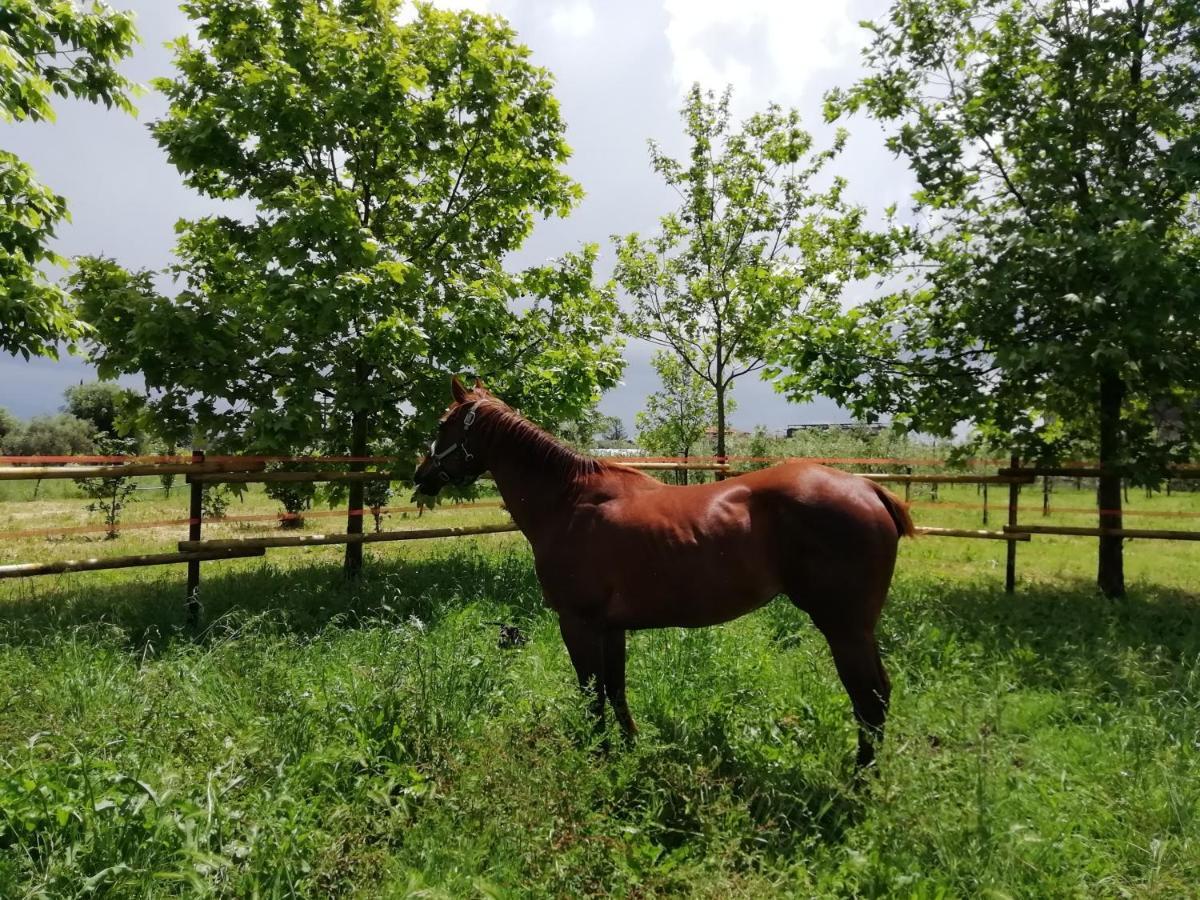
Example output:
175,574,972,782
414,378,914,769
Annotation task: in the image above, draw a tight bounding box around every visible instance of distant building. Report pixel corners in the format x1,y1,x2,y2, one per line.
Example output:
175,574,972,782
590,447,646,457
704,425,749,438
785,423,886,438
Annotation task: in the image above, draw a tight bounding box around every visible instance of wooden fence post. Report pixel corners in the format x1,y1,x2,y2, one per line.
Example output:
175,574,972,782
186,448,205,629
982,481,989,525
714,455,727,482
1043,476,1051,516
1006,453,1020,594
905,466,912,502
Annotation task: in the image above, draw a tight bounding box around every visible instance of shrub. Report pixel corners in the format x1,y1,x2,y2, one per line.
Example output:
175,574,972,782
0,407,18,443
265,480,315,529
201,484,233,520
1,414,96,456
363,478,394,533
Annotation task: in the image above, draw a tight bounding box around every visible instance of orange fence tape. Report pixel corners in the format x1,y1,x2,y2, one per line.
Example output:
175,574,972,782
5,453,1200,470
909,500,1200,519
0,453,1028,467
210,501,503,526
0,455,401,465
0,502,505,540
3,518,197,539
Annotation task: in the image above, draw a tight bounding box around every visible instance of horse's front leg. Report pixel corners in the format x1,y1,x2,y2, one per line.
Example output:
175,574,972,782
557,611,606,734
604,627,637,743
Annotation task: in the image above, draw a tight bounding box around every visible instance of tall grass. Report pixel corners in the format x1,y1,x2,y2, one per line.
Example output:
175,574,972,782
1,534,1197,896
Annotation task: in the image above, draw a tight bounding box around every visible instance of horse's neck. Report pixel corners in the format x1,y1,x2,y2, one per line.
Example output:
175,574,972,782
483,419,589,537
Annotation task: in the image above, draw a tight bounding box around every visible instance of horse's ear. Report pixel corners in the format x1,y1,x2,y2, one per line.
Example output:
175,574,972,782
451,375,468,403
474,377,487,392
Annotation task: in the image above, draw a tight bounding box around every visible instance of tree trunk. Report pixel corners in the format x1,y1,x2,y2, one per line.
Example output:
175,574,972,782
715,383,727,461
1097,369,1125,598
344,405,369,579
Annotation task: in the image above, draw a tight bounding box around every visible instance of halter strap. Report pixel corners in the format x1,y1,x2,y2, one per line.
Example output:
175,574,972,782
429,402,480,481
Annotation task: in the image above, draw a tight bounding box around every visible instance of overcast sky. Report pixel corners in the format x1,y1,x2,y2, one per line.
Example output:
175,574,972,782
0,0,912,432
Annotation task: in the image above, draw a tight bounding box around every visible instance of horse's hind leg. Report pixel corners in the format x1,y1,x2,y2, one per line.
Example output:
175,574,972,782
603,627,637,742
817,622,891,770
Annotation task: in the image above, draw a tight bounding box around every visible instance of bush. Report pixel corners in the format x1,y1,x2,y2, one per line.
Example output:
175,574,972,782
745,426,770,471
724,425,951,471
1,414,96,456
0,407,18,443
201,484,233,520
265,480,315,529
363,479,394,533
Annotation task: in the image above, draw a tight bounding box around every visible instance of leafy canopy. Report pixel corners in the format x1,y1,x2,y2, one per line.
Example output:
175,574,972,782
63,380,142,441
0,1,137,360
74,0,623,456
614,85,878,457
776,0,1200,472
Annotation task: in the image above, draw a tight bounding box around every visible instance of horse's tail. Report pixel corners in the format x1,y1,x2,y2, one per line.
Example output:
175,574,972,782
869,481,916,539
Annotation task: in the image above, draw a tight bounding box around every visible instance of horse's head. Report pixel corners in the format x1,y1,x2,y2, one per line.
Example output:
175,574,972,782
413,375,494,495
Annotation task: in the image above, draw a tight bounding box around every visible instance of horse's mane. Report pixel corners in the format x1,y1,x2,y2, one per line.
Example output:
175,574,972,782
473,398,628,481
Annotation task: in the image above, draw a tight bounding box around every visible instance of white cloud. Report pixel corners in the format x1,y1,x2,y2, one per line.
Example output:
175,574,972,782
431,0,493,11
549,0,596,38
661,0,864,108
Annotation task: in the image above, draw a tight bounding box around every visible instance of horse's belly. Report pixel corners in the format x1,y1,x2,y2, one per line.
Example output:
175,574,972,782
545,493,786,629
611,591,777,629
604,547,781,629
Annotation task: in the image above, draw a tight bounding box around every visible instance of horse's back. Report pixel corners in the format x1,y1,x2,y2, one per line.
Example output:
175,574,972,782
600,461,901,544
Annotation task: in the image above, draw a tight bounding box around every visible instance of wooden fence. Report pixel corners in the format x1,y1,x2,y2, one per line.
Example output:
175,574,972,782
2,453,1197,626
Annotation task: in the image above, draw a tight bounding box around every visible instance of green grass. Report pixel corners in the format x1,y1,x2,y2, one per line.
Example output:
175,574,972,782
0,482,1198,896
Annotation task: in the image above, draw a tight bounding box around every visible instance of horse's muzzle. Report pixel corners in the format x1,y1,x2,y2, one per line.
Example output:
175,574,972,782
412,459,444,496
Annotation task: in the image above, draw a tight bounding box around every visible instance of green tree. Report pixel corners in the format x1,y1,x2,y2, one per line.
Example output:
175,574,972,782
78,474,137,539
73,432,135,540
73,0,623,576
614,85,877,461
63,381,142,444
557,404,607,449
635,350,719,483
0,1,137,360
777,0,1200,597
598,415,629,444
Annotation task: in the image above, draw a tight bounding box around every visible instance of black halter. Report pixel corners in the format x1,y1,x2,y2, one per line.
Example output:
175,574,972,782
426,402,480,485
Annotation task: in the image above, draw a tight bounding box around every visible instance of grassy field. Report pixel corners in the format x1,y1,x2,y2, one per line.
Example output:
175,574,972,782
0,477,1197,896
